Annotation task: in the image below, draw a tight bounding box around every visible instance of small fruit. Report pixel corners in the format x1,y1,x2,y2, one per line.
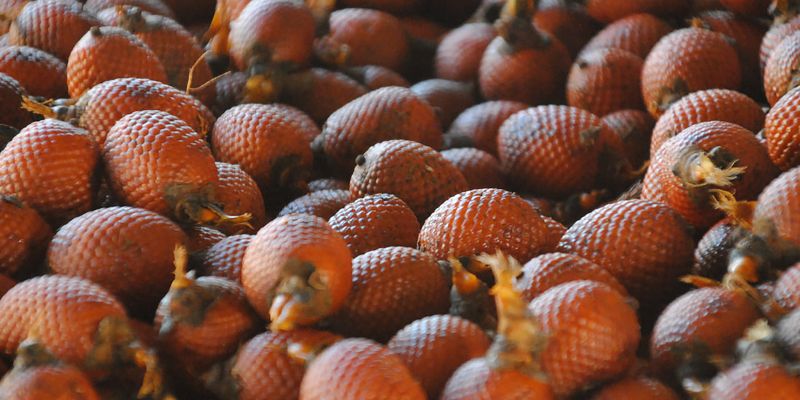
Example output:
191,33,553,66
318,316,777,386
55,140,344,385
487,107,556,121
601,109,654,168
693,218,741,280
580,13,673,59
764,31,800,105
445,100,528,155
410,79,476,129
435,22,496,82
197,234,253,283
8,0,100,60
0,196,52,277
0,72,33,129
343,64,410,90
441,148,507,190
773,263,800,311
327,8,409,71
760,15,800,73
278,189,352,220
0,45,67,98
534,3,600,58
517,252,628,302
84,0,175,17
214,162,267,235
591,376,680,399
328,193,420,257
183,226,226,253
280,68,367,125
751,166,800,256
567,48,644,116
707,361,800,399
541,216,566,252
764,87,800,170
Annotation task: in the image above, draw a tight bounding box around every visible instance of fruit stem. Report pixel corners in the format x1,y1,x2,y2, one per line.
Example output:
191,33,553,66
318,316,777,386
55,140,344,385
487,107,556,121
449,257,482,296
20,96,57,119
710,189,756,230
268,259,332,331
133,347,175,400
286,335,340,365
501,0,536,20
687,154,747,188
170,245,193,290
205,0,231,55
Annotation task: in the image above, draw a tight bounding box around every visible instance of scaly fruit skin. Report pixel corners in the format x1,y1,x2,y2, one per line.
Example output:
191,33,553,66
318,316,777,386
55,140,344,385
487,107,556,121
650,287,760,377
388,315,490,399
281,68,367,125
85,0,174,17
707,362,800,399
581,13,673,59
558,199,695,312
330,247,450,342
228,0,315,71
344,65,410,90
212,103,314,195
184,226,225,253
760,16,800,73
212,71,247,116
0,275,126,365
318,86,443,175
0,362,100,400
517,252,628,302
214,162,266,235
328,193,420,257
410,79,476,129
541,216,567,252
198,234,253,283
441,357,554,400
534,4,600,58
47,206,187,316
591,376,680,400
585,0,689,23
299,338,426,400
765,31,800,106
399,16,448,43
650,89,764,157
278,190,352,220
530,280,640,398
435,23,496,82
776,308,800,359
642,120,778,228
752,166,800,250
66,26,167,99
419,188,549,263
0,72,33,129
328,8,409,71
230,329,342,400
602,109,654,168
308,178,349,192
0,45,67,98
693,218,739,280
441,148,506,190
350,140,467,220
765,87,800,170
567,48,644,116
0,197,52,277
773,263,800,311
8,0,100,60
0,119,98,226
642,27,741,118
445,100,528,155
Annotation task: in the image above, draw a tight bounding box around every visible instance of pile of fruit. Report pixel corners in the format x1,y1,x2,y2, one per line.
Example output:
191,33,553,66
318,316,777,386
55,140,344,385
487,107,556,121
1,0,800,398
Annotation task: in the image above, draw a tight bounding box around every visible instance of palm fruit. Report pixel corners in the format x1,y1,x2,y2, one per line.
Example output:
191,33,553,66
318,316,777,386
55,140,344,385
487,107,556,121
533,2,600,58
641,27,741,118
642,121,778,228
707,361,800,399
241,214,351,330
330,247,450,341
387,315,490,398
419,188,548,264
350,140,467,220
227,0,315,71
279,68,367,125
8,0,100,60
650,89,764,157
328,193,420,257
343,65,410,90
84,0,175,17
0,45,67,98
441,148,506,190
478,1,571,105
410,79,476,129
517,252,627,302
317,86,443,175
776,308,800,359
566,48,644,116
445,100,527,155
602,109,654,168
765,31,800,105
0,119,98,225
66,26,167,98
307,178,349,192
47,206,187,316
197,234,252,283
214,162,266,235
558,199,695,313
540,216,566,252
760,15,800,73
183,226,226,253
773,263,800,310
0,73,33,129
591,376,680,399
0,196,52,278
748,166,800,264
278,190,351,220
399,16,448,43
720,0,770,15
435,23,496,82
497,105,624,198
764,86,800,170
693,218,741,280
211,71,247,116
584,0,689,23
211,103,314,196
580,13,673,59
326,8,408,71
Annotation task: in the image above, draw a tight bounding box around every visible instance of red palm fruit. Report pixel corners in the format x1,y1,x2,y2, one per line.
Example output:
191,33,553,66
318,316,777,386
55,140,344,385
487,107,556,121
592,376,680,399
388,315,491,399
212,103,314,195
228,0,315,71
642,121,778,228
534,3,600,58
47,206,187,315
197,234,252,283
241,214,352,329
307,178,349,192
328,193,420,257
411,79,476,129
558,199,695,311
270,103,320,143
343,65,410,90
399,17,448,43
317,86,443,175
0,196,52,278
214,162,266,235
280,68,367,125
776,308,800,359
497,105,622,198
0,275,16,298
650,89,764,157
0,73,33,129
212,71,247,116
532,281,639,397
349,140,468,220
299,338,426,400
707,361,800,399
0,45,67,98
339,0,423,14
0,119,98,225
585,0,689,23
580,13,673,59
66,26,167,98
278,189,351,220
84,0,175,17
517,253,628,302
445,100,527,155
765,87,800,170
441,148,507,189
419,188,549,263
330,247,450,341
567,48,645,116
720,0,770,15
183,226,226,253
435,23,496,82
160,0,214,24
442,358,554,400
765,31,800,105
773,263,800,311
761,15,800,72
8,0,100,60
693,218,740,280
602,109,654,168
650,287,760,377
641,28,741,118
327,8,408,71
751,166,800,253
541,216,566,252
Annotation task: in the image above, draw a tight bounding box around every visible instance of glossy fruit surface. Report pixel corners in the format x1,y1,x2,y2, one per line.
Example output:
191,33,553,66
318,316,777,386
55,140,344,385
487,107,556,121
0,45,67,98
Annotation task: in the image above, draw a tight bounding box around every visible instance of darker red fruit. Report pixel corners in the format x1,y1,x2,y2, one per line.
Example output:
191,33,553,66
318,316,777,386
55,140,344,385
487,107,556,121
765,87,800,170
0,73,33,129
751,166,800,253
764,31,800,105
534,3,600,58
517,252,628,302
693,218,740,280
328,193,420,257
183,226,226,253
445,100,527,155
280,68,367,125
0,196,51,278
707,361,800,399
592,376,680,399
343,65,410,90
567,48,644,116
307,178,349,192
760,15,800,73
410,79,476,129
278,190,352,220
8,0,100,60
328,8,408,71
197,234,252,283
584,0,689,23
580,13,673,59
441,148,506,190
435,23,496,82
602,109,654,168
0,45,67,98
214,162,267,235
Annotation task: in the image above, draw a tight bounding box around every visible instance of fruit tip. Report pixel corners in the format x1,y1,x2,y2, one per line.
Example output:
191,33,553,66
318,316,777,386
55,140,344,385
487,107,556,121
170,245,193,290
269,293,303,332
449,257,482,295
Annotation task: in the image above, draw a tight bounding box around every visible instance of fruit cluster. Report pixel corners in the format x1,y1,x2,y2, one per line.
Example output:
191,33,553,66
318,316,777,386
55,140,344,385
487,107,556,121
0,0,799,398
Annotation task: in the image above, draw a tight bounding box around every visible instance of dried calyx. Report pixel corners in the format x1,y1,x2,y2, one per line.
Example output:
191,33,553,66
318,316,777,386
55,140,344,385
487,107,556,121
448,257,496,331
269,259,332,331
166,183,253,229
495,0,550,50
20,96,83,125
159,246,219,335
